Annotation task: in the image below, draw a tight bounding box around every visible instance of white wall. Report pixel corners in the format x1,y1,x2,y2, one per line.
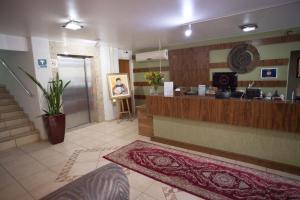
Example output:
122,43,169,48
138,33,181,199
0,37,53,140
30,37,53,139
100,43,120,120
0,50,45,138
0,34,29,51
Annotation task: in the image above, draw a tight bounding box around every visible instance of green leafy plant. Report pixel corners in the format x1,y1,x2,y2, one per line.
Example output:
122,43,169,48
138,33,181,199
20,68,70,116
144,72,164,90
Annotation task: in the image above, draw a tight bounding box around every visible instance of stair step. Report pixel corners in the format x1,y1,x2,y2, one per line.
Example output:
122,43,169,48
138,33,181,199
0,122,33,135
0,117,29,129
0,93,11,98
0,110,25,120
0,130,40,151
0,104,19,111
0,98,15,106
0,114,26,122
0,87,8,93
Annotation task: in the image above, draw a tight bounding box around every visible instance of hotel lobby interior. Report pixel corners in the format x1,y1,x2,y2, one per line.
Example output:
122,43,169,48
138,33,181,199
0,0,300,199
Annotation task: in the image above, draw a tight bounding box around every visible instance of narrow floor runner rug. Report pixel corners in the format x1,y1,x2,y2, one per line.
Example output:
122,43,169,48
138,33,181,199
103,140,300,200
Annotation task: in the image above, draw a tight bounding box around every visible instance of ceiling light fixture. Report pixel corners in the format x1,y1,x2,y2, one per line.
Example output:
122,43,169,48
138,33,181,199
185,24,192,37
62,20,83,30
240,24,257,32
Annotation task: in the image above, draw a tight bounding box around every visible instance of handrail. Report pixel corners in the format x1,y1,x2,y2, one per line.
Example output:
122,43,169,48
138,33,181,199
0,57,33,97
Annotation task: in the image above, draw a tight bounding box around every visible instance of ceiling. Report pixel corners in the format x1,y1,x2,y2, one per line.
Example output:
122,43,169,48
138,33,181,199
0,0,300,50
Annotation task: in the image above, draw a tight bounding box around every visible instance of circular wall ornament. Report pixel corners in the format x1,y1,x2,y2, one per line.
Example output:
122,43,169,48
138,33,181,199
227,44,260,74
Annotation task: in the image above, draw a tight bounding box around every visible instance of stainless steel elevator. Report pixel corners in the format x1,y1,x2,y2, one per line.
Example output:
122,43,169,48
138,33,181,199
57,55,93,129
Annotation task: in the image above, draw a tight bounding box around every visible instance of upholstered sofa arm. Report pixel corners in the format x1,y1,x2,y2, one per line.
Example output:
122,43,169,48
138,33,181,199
41,163,129,200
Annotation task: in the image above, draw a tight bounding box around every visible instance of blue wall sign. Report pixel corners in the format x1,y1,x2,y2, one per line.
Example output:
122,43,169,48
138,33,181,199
38,59,47,68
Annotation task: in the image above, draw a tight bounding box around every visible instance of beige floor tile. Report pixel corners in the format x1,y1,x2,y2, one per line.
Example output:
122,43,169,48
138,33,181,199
30,148,62,161
37,153,68,168
19,169,57,191
18,141,51,153
0,181,29,200
127,171,155,192
4,160,46,180
135,193,157,200
130,187,143,200
76,151,101,162
143,181,170,200
30,181,67,199
175,191,205,200
50,141,82,156
48,162,66,174
96,157,112,168
0,172,15,189
14,193,34,200
69,161,97,176
0,149,26,164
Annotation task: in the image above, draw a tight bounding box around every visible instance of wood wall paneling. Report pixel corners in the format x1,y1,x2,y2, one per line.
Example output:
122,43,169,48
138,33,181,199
146,95,300,134
133,66,169,73
209,59,289,69
137,106,153,137
134,80,287,87
169,34,300,87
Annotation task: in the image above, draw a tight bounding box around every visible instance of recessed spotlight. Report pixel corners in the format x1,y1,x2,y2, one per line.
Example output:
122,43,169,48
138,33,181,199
62,20,83,30
240,24,257,32
185,24,192,37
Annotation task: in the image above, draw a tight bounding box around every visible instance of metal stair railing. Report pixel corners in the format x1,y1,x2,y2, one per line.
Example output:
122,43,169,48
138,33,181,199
0,57,33,97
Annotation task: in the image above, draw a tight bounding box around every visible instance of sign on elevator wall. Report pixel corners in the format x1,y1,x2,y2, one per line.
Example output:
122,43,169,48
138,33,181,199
38,59,47,68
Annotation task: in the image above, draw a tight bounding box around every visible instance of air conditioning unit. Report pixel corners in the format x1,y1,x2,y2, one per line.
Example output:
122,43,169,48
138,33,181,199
135,49,168,62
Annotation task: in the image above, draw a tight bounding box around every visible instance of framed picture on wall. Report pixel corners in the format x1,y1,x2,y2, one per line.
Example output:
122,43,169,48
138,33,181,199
261,68,278,79
107,73,131,99
297,58,300,78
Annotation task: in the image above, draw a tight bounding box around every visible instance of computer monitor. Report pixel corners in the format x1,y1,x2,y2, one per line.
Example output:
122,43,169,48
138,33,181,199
212,72,237,92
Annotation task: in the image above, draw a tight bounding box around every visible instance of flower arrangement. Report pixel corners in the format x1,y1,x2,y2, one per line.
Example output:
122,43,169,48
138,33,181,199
144,72,164,91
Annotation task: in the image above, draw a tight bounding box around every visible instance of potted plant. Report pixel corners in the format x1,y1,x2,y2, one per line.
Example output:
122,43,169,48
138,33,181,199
144,72,164,95
20,68,70,144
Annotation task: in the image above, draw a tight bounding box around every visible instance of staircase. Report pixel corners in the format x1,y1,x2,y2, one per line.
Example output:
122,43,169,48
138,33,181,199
0,85,40,151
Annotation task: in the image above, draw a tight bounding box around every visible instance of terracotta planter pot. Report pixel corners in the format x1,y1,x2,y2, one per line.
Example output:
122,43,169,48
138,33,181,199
42,113,66,144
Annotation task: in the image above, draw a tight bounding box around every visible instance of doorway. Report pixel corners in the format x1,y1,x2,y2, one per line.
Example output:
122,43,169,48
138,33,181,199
57,55,92,129
119,59,132,112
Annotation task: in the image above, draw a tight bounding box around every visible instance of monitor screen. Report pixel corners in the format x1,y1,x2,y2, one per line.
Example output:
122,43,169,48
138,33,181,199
212,72,237,91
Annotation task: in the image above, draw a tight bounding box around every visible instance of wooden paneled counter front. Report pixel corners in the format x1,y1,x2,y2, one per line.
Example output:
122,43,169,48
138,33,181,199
146,95,300,134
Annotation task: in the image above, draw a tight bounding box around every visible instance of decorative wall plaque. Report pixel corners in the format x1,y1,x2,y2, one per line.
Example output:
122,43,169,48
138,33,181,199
227,44,260,74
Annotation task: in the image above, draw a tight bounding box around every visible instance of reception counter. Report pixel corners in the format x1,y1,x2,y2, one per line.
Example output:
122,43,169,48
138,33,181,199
144,95,300,174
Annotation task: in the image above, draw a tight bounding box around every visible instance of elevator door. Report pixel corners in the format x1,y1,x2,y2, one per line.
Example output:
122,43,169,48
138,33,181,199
58,56,91,129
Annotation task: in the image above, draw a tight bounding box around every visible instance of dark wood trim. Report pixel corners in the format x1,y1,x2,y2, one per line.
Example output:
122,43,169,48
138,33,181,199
134,82,149,86
135,81,286,87
134,95,146,99
238,80,287,87
146,95,300,133
208,34,300,51
151,136,300,176
133,66,169,73
57,54,93,58
209,59,289,69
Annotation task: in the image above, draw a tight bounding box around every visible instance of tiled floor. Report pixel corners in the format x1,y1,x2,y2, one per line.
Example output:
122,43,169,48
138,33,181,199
0,119,299,200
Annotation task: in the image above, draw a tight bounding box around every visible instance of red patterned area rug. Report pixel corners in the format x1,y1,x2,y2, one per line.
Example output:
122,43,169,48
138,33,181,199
103,140,300,200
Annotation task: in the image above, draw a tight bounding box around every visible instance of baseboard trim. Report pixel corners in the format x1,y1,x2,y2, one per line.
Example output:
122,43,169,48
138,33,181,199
151,136,300,176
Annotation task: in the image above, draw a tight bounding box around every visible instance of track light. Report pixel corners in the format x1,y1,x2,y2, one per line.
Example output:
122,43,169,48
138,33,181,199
240,24,257,32
185,24,192,37
62,20,83,30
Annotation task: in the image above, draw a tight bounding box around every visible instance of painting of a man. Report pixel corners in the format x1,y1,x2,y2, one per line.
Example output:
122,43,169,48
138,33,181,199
112,78,128,95
107,73,131,99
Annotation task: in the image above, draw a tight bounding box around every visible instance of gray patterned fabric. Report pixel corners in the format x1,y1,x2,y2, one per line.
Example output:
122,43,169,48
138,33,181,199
41,163,129,200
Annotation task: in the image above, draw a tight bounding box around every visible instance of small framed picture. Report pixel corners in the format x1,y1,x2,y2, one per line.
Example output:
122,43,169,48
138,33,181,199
261,68,278,79
107,73,131,99
297,58,300,78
